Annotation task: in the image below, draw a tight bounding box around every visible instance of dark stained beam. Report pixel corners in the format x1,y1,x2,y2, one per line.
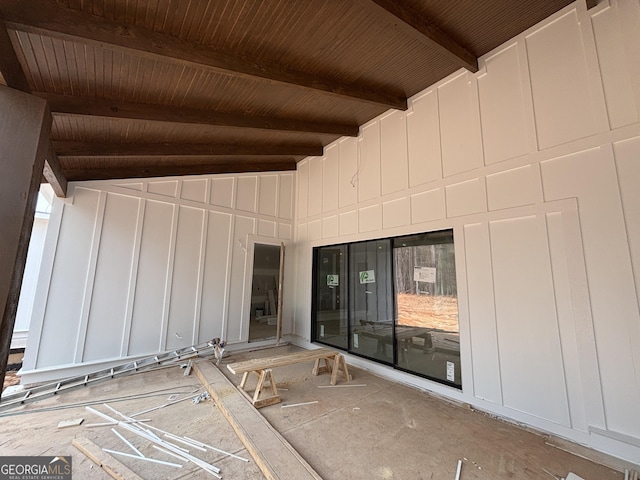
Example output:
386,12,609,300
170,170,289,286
0,14,29,93
1,0,407,110
0,88,50,403
36,93,359,137
586,0,598,8
357,0,478,72
0,14,68,197
0,13,67,197
65,160,299,182
53,141,323,158
43,145,67,197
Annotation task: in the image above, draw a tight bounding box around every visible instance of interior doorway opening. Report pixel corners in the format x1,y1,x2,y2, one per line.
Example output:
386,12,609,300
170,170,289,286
248,244,282,342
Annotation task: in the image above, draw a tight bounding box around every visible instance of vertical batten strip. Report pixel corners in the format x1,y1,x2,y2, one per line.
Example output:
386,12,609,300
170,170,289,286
514,38,540,156
453,225,473,397
485,220,504,406
74,190,107,363
192,209,209,345
275,174,281,219
557,206,607,429
617,0,640,114
579,1,613,135
469,74,486,168
220,215,236,341
120,198,146,357
204,178,212,211
159,202,180,351
21,197,66,371
546,210,586,431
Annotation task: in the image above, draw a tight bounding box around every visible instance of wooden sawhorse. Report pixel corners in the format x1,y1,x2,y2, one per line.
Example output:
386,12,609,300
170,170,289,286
226,347,351,408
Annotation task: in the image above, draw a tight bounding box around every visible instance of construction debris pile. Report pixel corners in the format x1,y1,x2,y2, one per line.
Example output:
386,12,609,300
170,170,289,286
0,338,226,413
78,400,248,479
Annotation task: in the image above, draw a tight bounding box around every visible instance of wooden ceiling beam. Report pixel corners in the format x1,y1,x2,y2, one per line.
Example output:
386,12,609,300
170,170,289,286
52,141,323,158
357,0,478,72
43,145,68,197
65,161,299,182
0,13,29,92
36,93,359,137
0,13,67,197
1,0,407,110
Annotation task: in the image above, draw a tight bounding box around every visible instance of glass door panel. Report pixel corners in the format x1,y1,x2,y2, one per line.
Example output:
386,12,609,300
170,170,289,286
392,231,461,387
248,244,281,342
349,240,393,364
313,245,348,349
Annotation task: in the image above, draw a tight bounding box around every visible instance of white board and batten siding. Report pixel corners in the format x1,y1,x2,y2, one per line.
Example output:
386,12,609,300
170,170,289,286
22,172,295,382
20,0,640,466
293,0,640,464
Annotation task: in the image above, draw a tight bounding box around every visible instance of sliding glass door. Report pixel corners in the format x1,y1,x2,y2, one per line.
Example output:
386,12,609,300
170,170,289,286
312,245,348,349
349,240,393,364
392,231,460,386
312,229,461,388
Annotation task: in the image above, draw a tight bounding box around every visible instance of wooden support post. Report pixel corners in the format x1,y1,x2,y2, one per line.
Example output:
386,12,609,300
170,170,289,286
239,372,250,389
0,86,50,394
239,369,280,408
312,357,332,376
331,354,341,385
330,354,351,385
253,370,269,403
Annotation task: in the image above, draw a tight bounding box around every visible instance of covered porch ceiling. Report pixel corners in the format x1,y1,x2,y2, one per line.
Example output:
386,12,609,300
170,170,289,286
0,0,588,194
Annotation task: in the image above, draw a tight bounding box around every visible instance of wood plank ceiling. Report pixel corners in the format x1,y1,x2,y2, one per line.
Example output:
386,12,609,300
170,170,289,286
0,0,581,191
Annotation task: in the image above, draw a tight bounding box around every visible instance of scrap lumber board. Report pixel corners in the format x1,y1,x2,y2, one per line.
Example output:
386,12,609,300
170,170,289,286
226,347,344,374
226,347,351,407
57,417,84,428
72,437,144,480
193,360,322,480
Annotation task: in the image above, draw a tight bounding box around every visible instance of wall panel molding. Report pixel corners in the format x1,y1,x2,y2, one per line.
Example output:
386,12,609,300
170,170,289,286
159,203,179,352
22,199,65,370
74,190,106,363
27,170,296,378
292,0,640,463
120,198,145,357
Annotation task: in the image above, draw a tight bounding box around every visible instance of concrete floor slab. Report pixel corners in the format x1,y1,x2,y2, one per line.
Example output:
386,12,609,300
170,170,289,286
220,345,624,480
0,345,628,480
0,364,263,479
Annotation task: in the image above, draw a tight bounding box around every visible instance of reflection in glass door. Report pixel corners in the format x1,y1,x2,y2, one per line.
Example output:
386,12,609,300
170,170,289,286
311,229,461,389
313,245,348,349
249,244,282,342
392,231,461,387
349,240,393,364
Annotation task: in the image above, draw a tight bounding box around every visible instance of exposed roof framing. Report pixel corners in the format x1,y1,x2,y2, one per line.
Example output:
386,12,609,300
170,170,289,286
0,13,28,91
1,0,406,110
64,160,299,182
36,93,359,137
357,0,478,72
53,141,324,158
0,13,67,197
0,0,576,182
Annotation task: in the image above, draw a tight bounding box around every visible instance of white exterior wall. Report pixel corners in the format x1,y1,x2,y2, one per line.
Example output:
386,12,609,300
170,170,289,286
12,217,48,349
13,186,53,349
22,172,295,382
18,0,640,465
292,0,640,464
